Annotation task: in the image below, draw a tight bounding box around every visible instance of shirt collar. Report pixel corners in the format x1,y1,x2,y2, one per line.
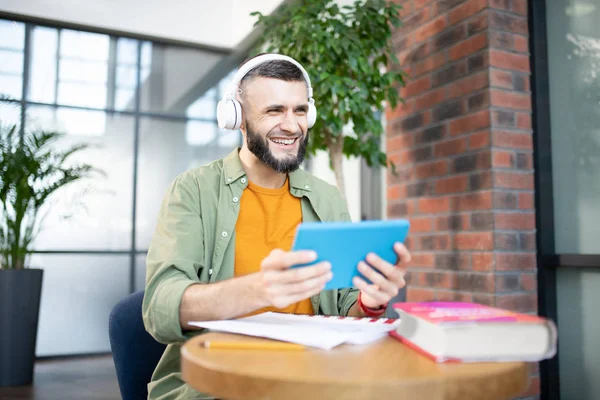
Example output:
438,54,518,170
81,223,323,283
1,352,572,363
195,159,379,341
222,147,312,193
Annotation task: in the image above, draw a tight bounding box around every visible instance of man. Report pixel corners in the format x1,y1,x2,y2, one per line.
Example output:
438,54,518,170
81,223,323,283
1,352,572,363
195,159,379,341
142,53,411,399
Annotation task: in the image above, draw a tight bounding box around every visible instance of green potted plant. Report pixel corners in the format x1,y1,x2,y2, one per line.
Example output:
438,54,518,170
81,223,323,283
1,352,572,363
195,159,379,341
0,99,98,387
250,0,406,194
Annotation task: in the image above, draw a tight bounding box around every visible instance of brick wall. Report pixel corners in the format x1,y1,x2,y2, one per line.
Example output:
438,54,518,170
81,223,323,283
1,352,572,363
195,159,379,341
386,0,538,398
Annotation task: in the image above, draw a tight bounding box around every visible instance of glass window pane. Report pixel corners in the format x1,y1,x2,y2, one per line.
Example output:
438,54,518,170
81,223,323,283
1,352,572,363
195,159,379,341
31,254,130,356
135,253,148,292
116,65,138,87
186,88,216,119
29,26,58,103
59,59,108,84
139,41,223,116
0,101,21,127
185,121,216,145
547,0,600,254
58,82,107,108
218,128,242,147
0,20,25,50
26,106,134,250
136,117,238,250
115,88,136,110
117,38,138,65
0,74,22,99
557,268,600,400
60,29,109,61
0,50,23,74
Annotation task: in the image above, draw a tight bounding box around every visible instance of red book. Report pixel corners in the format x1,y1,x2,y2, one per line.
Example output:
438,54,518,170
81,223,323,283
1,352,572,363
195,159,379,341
390,302,557,363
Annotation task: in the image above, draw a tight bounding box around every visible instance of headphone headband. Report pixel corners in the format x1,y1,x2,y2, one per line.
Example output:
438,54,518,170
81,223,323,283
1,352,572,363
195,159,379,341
222,54,314,100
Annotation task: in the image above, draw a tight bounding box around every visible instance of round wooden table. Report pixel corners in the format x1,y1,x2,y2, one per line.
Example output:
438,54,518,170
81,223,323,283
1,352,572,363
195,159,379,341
181,332,529,400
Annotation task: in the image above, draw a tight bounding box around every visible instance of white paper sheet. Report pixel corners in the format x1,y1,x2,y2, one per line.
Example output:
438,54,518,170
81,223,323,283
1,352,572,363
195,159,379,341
188,312,401,350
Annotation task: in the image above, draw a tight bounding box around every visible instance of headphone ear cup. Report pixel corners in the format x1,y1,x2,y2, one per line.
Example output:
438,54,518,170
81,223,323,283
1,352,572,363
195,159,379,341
307,102,317,128
217,99,243,130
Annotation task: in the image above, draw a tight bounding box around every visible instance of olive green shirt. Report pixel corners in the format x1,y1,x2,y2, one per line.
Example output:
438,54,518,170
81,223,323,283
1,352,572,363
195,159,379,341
142,148,359,400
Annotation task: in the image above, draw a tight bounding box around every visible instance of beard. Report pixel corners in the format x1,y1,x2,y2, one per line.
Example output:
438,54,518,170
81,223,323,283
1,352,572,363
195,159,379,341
245,119,309,174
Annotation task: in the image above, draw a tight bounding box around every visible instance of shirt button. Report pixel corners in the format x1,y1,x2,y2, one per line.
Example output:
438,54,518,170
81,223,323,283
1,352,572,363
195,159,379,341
233,197,239,203
241,178,247,184
208,268,213,275
221,231,228,238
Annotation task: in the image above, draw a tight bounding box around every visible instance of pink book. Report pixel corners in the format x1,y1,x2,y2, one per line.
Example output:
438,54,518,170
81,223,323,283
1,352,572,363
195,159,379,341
390,302,557,363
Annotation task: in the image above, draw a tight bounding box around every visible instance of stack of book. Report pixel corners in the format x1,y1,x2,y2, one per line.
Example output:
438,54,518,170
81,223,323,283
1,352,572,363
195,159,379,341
389,301,557,363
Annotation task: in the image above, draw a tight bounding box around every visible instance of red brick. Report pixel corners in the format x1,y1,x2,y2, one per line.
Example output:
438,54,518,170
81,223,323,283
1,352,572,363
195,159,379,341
414,0,434,11
511,0,528,16
386,98,414,121
492,150,514,168
490,89,532,110
414,15,448,43
449,110,490,135
521,273,537,292
452,191,493,211
410,253,435,268
418,197,451,213
473,293,496,306
449,0,487,24
420,271,457,289
420,234,452,251
435,214,470,231
408,288,436,301
492,130,533,149
496,253,536,271
494,171,534,189
401,75,432,97
517,112,532,129
496,293,537,313
469,130,491,149
436,291,474,302
415,88,446,110
495,212,536,230
435,175,469,194
489,0,510,10
489,49,530,72
518,192,534,209
387,184,406,201
454,232,494,250
415,160,448,179
387,134,414,152
398,1,413,18
435,137,469,157
413,53,447,76
448,71,489,99
472,252,494,271
490,69,513,89
470,170,493,190
449,32,487,61
410,217,433,233
514,35,528,53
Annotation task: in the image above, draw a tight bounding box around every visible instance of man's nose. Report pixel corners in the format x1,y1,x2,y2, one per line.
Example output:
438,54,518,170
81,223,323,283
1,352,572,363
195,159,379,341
279,111,298,133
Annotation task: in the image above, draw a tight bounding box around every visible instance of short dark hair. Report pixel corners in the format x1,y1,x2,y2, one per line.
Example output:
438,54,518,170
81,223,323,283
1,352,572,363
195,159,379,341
238,54,305,92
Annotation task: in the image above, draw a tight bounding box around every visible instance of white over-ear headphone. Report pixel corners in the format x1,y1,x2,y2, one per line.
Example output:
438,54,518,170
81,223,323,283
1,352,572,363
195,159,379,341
216,54,317,130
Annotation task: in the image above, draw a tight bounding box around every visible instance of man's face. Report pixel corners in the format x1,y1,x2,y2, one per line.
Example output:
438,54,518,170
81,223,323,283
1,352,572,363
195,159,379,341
240,77,309,173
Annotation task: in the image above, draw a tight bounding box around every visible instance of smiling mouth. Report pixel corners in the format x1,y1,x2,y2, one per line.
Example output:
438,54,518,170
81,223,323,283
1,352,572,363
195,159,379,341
269,137,298,147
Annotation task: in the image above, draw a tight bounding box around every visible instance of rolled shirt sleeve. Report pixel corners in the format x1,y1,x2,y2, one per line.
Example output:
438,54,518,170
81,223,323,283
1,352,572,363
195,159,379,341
142,173,205,344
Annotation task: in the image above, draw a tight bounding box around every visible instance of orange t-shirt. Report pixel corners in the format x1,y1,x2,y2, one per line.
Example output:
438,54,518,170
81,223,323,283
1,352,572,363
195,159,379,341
234,178,314,316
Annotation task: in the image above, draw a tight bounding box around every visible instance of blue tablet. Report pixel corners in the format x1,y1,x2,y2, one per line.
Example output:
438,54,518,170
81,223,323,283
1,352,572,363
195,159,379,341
291,219,410,291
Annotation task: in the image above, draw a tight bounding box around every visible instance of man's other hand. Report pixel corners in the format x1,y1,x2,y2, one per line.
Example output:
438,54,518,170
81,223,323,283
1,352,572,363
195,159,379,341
352,242,411,309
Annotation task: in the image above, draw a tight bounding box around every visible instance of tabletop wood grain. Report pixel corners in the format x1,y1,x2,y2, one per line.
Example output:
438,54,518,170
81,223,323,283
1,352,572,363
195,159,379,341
181,332,529,400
